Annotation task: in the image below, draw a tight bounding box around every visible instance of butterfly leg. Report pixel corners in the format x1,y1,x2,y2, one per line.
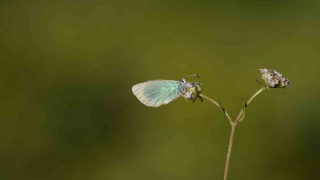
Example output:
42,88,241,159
193,94,199,103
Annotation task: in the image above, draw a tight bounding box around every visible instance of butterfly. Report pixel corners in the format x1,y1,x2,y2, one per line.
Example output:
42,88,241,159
132,74,203,107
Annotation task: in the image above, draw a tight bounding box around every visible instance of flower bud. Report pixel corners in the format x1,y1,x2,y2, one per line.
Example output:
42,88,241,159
259,68,290,88
182,82,203,102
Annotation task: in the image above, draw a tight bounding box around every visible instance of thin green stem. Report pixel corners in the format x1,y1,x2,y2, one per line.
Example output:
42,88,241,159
223,87,265,180
200,94,233,125
234,87,265,125
200,87,265,180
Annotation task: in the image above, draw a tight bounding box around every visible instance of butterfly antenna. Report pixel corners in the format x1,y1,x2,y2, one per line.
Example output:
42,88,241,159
183,74,200,79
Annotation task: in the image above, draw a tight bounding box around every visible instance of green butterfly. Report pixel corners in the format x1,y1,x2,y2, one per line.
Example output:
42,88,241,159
132,74,203,107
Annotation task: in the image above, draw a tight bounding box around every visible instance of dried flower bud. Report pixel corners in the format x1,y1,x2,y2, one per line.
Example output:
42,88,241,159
259,68,290,88
182,82,203,102
183,91,193,99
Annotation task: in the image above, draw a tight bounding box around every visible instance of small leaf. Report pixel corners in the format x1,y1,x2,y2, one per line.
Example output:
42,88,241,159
255,79,263,85
239,98,247,122
218,99,226,116
256,79,267,88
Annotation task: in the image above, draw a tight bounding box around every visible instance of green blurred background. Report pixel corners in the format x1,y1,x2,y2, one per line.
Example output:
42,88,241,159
0,0,319,179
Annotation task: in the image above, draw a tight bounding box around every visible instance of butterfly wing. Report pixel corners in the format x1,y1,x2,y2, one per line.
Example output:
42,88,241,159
132,80,183,107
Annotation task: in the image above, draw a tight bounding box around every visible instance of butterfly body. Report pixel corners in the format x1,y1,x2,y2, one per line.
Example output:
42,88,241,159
132,75,202,107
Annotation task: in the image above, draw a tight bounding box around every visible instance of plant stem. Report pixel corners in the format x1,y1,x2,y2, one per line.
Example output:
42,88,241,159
234,87,265,124
201,87,265,180
222,87,265,180
200,94,233,125
223,124,235,180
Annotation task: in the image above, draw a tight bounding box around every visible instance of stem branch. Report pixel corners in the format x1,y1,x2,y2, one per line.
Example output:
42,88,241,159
223,87,265,180
200,94,233,125
234,87,265,124
200,87,265,180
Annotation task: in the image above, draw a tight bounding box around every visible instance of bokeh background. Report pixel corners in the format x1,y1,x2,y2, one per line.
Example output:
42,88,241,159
0,0,319,179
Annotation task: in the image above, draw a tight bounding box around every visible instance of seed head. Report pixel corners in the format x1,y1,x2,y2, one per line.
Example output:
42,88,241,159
259,68,290,88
